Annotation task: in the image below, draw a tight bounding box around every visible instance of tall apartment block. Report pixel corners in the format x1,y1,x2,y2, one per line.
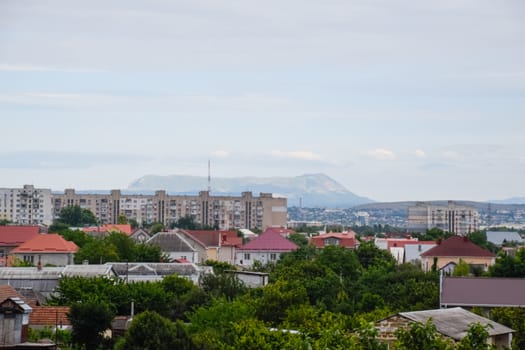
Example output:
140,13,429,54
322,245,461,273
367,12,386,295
407,201,478,235
0,185,53,225
52,190,287,230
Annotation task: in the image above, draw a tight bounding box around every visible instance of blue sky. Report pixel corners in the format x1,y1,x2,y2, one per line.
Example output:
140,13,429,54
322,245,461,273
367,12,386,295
0,0,524,202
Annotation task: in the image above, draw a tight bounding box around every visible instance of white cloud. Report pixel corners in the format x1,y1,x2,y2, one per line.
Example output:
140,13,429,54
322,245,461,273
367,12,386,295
0,63,104,72
270,150,322,161
414,149,427,158
441,150,462,161
367,148,396,160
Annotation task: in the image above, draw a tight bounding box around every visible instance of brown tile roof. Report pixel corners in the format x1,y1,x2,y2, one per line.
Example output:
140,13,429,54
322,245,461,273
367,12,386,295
82,224,132,235
183,230,242,247
0,284,24,303
29,306,71,326
441,277,525,308
420,235,495,258
12,234,78,253
311,231,359,249
0,226,40,247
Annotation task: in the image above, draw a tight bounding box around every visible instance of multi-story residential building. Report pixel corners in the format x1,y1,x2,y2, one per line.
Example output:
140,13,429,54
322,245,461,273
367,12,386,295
52,189,287,230
0,185,53,225
407,201,478,235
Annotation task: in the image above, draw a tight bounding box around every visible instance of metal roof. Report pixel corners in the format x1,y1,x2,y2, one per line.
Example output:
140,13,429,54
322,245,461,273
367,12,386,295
400,307,514,340
441,277,525,308
486,231,524,246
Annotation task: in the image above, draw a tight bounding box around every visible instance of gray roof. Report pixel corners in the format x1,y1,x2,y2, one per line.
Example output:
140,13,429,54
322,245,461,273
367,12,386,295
486,231,524,246
0,267,63,280
441,277,525,308
146,232,197,252
400,307,514,340
61,264,116,278
108,262,212,277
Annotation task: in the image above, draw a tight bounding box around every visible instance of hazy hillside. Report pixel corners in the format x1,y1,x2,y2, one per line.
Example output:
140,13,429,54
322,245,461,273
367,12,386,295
128,173,373,207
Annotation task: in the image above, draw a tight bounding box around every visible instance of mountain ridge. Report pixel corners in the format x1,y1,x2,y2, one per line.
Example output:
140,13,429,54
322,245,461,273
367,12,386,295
128,173,373,207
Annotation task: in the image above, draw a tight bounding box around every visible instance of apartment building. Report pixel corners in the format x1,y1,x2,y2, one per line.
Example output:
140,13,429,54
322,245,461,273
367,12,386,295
407,201,478,235
52,189,287,230
0,185,53,225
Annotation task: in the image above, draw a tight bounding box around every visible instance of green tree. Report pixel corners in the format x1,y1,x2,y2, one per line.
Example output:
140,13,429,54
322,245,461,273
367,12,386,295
150,222,165,234
394,319,453,350
68,298,115,350
287,233,309,247
74,238,119,264
491,307,525,349
200,273,248,300
117,214,128,224
456,322,495,350
116,311,194,350
489,248,525,277
453,258,471,277
57,205,97,226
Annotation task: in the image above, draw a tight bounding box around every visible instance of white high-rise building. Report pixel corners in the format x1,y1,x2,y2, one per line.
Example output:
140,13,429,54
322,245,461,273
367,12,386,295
407,201,478,235
0,185,53,225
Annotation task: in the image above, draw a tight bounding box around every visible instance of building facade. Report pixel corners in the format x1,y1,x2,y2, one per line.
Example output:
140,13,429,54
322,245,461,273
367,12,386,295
407,201,479,235
0,185,53,225
52,189,287,230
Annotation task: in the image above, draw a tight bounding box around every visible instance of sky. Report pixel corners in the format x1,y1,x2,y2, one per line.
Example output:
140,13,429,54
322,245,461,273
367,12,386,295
0,0,524,202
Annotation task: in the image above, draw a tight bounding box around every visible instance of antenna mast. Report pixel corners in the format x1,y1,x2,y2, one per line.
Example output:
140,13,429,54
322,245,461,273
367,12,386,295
208,159,211,193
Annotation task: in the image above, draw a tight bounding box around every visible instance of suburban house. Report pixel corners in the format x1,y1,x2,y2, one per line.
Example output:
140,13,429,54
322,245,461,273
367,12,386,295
419,235,496,272
11,234,78,267
0,225,41,259
181,229,243,264
146,231,204,263
265,227,294,237
440,276,525,309
376,307,514,349
486,231,524,247
235,229,298,267
375,237,436,264
311,231,359,249
128,228,151,243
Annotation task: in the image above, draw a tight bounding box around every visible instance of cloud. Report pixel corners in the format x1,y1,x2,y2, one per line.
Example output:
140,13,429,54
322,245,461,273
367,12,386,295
367,148,396,160
210,150,229,157
414,149,427,158
270,150,322,161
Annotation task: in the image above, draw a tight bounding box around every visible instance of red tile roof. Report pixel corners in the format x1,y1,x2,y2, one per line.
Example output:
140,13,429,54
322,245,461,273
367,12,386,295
30,306,71,326
0,225,40,247
12,234,78,253
420,235,495,258
0,285,23,303
82,224,132,235
311,231,359,249
183,230,243,247
239,229,298,252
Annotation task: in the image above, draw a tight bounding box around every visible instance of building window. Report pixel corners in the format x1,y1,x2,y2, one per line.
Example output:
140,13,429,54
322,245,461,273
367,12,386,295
180,256,187,260
270,253,277,260
324,237,340,246
244,253,251,260
23,255,34,264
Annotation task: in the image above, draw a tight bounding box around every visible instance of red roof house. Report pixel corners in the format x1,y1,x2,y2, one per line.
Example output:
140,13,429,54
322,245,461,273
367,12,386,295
82,224,133,236
236,229,298,266
181,230,243,265
0,225,40,255
311,231,359,249
12,234,78,267
420,235,495,272
264,227,294,237
29,306,71,329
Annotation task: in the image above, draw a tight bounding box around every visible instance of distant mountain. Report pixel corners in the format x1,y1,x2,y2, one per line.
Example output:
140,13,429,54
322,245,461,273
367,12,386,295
489,197,525,205
128,173,373,207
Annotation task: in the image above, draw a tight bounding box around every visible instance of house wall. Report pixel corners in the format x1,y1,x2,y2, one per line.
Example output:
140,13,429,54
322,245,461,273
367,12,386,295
235,251,283,266
14,253,74,266
217,246,236,265
167,251,198,264
421,256,495,272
